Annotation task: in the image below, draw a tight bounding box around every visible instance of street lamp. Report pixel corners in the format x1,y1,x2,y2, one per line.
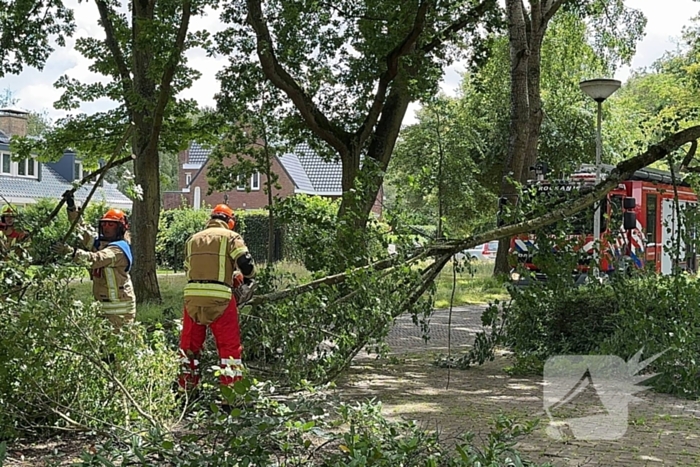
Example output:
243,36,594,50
579,78,621,265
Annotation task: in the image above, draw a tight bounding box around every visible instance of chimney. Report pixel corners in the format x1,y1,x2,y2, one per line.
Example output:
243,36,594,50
0,107,29,138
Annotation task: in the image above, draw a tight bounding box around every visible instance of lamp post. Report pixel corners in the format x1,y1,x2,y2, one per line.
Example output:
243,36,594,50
579,78,621,266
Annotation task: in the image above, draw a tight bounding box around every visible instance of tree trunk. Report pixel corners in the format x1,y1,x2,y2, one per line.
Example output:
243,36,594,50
520,31,545,182
131,130,162,303
337,145,362,226
265,143,275,265
495,0,530,276
130,0,161,303
355,82,411,228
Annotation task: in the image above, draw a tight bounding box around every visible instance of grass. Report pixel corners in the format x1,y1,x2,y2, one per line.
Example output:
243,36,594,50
433,260,509,308
69,259,507,326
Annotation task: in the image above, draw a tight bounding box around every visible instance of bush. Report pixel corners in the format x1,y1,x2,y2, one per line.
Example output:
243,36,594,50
497,273,700,397
10,199,111,263
273,195,341,272
0,253,178,440
236,209,285,264
156,206,209,270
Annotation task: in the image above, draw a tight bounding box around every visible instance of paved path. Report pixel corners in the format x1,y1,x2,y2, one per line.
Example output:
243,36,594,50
385,304,488,354
341,305,700,466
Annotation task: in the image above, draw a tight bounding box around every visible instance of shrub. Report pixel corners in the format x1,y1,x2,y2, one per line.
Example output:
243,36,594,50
236,209,285,263
156,206,209,270
492,273,700,397
0,254,178,440
273,195,340,272
13,199,113,264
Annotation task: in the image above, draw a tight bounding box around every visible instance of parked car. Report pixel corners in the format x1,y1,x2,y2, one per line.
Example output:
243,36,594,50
456,241,499,261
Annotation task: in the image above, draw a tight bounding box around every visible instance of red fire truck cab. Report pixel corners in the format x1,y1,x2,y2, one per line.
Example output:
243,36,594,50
510,163,699,284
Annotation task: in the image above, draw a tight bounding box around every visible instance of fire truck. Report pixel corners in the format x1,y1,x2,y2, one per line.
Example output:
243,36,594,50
509,163,699,284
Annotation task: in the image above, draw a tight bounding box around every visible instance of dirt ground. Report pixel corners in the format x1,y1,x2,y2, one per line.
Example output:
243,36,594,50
336,305,700,466
4,305,700,466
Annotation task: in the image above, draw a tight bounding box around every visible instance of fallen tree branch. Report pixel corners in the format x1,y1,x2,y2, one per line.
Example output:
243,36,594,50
433,125,700,256
680,140,697,170
247,248,430,306
248,126,700,307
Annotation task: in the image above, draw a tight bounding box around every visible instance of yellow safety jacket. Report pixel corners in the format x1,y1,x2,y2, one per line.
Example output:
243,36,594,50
69,210,136,317
184,219,254,324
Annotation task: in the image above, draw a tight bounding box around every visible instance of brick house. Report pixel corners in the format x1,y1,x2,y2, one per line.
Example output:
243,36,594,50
163,142,383,216
0,107,132,209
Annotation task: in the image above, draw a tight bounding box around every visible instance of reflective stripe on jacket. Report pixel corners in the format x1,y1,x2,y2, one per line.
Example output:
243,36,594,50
74,245,136,313
184,218,252,303
68,210,135,316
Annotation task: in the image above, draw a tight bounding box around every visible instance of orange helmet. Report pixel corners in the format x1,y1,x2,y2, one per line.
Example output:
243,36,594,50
99,208,129,239
211,204,235,230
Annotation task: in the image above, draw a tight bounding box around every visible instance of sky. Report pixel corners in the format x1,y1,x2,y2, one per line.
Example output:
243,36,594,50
0,0,698,126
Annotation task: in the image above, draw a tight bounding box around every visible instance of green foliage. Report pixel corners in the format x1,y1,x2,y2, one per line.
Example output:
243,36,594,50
214,0,504,228
15,199,110,262
239,210,284,263
243,261,431,387
0,253,178,440
272,195,340,272
387,11,613,237
598,274,700,397
0,0,75,77
388,96,499,236
491,273,700,398
77,380,548,466
156,206,210,270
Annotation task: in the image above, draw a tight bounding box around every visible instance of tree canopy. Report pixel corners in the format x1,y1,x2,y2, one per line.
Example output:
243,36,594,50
214,0,503,231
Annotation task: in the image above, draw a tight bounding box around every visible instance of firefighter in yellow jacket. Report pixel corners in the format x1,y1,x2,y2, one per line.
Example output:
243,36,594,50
53,193,136,330
178,204,256,391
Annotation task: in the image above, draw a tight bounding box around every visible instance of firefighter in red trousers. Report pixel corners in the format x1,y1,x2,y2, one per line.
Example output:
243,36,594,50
178,204,256,398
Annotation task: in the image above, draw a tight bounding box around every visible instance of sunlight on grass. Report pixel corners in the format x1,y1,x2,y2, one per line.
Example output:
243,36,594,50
434,260,508,307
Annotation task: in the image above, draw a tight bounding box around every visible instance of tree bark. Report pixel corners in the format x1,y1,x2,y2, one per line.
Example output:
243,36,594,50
495,0,530,276
129,0,161,302
356,80,412,226
495,0,563,276
96,0,191,303
131,129,162,302
520,33,544,182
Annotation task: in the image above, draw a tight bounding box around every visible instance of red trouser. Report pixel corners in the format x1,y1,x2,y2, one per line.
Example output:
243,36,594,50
178,297,243,389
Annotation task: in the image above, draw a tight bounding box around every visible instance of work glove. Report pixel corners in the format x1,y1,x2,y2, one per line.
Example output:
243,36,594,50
51,242,73,257
233,280,257,307
63,190,76,211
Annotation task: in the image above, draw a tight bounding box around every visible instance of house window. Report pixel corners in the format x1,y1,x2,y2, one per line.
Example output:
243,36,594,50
74,161,83,181
185,173,192,186
251,172,260,191
0,155,38,178
237,174,247,191
1,154,10,174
